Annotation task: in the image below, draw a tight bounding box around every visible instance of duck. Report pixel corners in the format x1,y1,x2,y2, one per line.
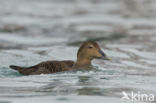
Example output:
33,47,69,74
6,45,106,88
9,41,111,75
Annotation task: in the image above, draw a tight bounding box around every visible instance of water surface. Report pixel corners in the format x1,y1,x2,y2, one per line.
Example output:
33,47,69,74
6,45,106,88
0,0,156,103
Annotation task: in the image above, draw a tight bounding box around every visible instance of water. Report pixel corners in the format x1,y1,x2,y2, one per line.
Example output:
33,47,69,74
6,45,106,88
0,0,156,103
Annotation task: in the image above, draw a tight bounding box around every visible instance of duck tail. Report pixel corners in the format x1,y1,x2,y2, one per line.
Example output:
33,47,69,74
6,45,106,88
9,65,24,72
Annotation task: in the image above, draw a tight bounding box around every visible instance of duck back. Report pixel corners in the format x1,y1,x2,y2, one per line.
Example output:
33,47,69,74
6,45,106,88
10,60,74,75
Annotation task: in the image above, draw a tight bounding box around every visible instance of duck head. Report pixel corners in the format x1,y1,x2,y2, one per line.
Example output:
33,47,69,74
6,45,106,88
74,41,111,68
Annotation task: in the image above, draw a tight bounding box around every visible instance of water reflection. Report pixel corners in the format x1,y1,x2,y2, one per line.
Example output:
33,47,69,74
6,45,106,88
78,87,102,95
78,76,91,84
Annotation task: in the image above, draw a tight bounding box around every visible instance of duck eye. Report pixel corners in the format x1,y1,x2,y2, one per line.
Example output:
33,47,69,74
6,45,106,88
88,46,93,49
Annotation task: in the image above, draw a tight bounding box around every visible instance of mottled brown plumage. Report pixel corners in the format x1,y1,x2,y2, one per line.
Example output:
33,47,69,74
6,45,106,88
10,41,110,75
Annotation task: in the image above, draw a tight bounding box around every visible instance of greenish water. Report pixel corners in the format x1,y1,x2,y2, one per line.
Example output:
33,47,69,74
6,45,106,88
0,0,156,103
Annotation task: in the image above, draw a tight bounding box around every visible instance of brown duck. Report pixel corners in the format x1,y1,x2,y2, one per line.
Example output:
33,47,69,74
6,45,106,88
10,41,111,75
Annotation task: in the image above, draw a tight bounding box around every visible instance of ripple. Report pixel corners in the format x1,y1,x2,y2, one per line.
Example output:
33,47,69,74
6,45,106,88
121,48,156,60
121,61,152,69
0,0,156,102
104,50,130,59
0,33,68,46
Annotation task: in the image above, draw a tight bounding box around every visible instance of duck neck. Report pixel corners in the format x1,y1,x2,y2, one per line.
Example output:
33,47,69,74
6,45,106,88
73,57,92,69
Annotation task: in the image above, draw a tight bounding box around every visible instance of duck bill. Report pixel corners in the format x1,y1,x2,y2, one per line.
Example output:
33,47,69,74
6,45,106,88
99,50,111,60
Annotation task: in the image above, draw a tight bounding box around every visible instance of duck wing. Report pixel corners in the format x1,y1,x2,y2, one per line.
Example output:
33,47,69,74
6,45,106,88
10,60,74,75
